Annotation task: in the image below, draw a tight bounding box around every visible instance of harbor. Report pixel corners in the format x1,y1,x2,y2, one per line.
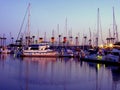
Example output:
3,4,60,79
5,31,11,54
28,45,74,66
0,55,120,90
0,0,120,90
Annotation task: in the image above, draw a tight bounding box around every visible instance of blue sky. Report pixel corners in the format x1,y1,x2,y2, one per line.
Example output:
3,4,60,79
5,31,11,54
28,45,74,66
0,0,120,44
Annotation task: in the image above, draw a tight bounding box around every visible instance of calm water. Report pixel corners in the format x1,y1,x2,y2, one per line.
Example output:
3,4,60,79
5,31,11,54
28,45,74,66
0,54,120,90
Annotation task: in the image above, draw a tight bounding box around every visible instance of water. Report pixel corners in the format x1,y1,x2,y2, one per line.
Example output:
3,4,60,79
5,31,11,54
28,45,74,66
0,54,120,90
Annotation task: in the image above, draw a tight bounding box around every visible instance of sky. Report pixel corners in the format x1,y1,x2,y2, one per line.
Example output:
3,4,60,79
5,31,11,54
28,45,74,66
0,0,120,45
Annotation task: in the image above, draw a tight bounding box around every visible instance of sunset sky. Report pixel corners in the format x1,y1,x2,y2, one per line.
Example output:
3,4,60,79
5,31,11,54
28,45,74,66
0,0,120,44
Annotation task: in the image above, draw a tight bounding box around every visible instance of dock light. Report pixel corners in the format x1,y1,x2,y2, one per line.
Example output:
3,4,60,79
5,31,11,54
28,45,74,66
105,44,108,48
51,37,55,43
109,43,113,48
63,37,67,43
99,44,103,48
97,55,102,60
39,37,43,43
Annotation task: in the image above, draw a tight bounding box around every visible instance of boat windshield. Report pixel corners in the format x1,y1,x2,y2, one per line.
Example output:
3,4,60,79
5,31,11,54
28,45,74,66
27,44,51,50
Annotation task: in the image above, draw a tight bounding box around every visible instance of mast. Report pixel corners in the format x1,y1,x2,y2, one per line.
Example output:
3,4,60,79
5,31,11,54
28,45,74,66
10,32,14,44
89,28,92,46
52,29,54,38
113,7,115,42
69,28,73,45
27,3,31,45
109,28,111,39
37,29,39,44
95,8,99,47
116,26,118,42
113,7,118,43
84,35,87,46
44,32,46,42
75,33,79,46
58,24,61,46
99,10,105,45
27,3,30,38
57,24,59,37
63,17,68,46
109,28,111,44
51,29,55,45
16,3,30,44
65,17,68,38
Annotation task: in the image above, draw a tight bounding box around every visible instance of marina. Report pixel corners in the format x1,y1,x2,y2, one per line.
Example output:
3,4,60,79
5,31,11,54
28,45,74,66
0,0,120,90
0,55,120,90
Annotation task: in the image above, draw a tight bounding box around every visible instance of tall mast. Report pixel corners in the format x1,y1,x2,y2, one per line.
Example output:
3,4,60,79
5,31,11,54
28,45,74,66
44,32,46,42
27,3,31,37
57,24,59,36
116,26,118,42
65,17,68,37
26,3,31,45
52,29,54,37
113,7,115,40
63,17,68,45
99,10,105,45
69,28,73,45
96,8,99,47
89,28,92,46
109,28,111,38
57,24,59,44
16,3,30,43
107,28,111,44
113,7,118,43
37,29,39,44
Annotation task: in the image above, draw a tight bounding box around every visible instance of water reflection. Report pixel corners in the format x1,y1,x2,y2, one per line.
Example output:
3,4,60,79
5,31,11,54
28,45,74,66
0,54,8,60
110,66,120,90
0,55,120,90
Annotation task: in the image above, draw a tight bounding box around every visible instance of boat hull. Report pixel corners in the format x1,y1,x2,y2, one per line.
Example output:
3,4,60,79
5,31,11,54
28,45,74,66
21,51,58,57
80,57,120,66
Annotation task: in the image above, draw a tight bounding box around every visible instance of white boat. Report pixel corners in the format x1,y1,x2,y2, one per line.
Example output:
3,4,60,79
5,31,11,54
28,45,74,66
20,44,59,57
83,48,120,63
105,49,120,62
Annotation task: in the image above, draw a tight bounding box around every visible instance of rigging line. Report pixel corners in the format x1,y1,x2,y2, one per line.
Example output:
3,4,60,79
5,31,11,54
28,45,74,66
16,3,30,42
